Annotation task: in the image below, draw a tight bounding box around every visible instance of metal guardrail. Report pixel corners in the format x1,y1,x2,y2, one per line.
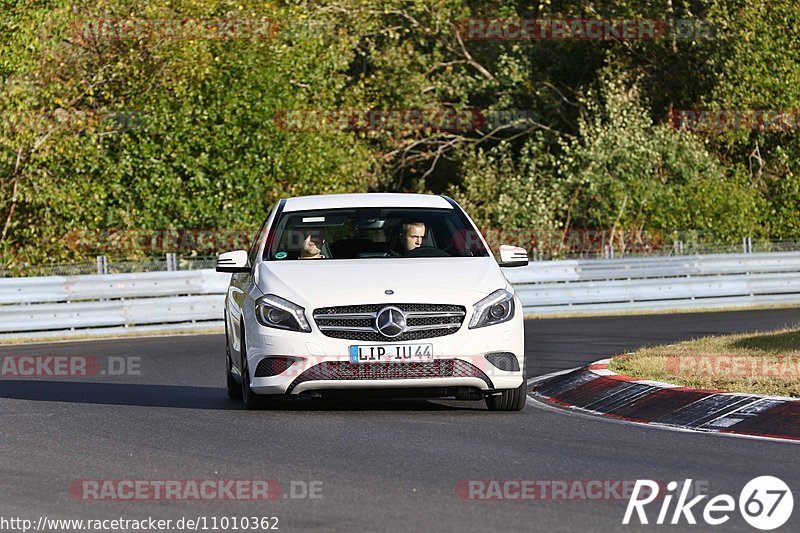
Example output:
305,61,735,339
0,270,228,338
504,251,800,314
1,252,800,338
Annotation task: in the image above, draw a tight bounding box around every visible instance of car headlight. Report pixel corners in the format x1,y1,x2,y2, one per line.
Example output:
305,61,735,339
469,289,515,329
255,294,311,332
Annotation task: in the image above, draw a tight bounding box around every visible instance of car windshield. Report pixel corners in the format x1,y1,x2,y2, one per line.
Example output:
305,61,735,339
265,207,489,260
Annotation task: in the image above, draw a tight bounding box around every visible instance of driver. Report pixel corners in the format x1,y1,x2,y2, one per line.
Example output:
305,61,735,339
399,222,425,254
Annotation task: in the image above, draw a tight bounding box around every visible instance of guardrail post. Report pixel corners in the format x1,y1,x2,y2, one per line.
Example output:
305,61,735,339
166,253,177,271
742,236,753,254
96,255,107,275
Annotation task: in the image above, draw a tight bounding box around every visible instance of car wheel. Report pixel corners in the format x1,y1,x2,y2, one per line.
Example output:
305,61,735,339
485,382,527,411
240,325,266,410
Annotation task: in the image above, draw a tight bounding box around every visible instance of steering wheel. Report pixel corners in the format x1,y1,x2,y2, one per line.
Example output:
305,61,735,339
405,246,450,258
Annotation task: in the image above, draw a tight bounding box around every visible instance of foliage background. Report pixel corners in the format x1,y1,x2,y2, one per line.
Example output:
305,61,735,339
1,0,799,266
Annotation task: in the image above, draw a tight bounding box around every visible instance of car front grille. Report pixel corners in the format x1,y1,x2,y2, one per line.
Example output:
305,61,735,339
313,303,466,341
285,359,493,393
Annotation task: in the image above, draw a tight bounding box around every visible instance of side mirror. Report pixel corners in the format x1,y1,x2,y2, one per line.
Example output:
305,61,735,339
216,250,250,273
498,245,529,268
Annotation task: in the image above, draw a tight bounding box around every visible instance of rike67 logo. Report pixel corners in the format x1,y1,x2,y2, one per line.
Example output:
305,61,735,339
623,476,793,530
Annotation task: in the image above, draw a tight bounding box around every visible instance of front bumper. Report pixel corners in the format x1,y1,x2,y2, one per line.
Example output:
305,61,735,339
242,305,524,396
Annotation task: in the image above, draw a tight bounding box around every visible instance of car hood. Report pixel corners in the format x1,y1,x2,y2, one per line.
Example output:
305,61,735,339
255,257,509,309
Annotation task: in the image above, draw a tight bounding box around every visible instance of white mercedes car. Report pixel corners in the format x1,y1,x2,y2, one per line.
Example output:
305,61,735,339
216,193,529,410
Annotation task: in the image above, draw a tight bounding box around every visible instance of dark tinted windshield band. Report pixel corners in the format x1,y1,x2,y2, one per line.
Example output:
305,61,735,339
264,206,488,260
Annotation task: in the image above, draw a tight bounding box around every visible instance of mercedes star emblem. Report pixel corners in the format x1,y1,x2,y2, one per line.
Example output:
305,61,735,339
375,306,406,338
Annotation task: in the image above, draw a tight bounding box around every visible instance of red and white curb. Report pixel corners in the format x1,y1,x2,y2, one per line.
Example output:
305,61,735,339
529,356,800,443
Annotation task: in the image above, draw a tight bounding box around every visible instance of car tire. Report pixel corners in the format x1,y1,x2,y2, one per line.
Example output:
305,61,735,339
485,382,527,411
224,314,243,400
240,325,267,410
226,351,243,400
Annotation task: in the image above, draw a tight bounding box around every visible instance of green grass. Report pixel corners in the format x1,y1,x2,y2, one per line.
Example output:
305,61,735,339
609,327,800,398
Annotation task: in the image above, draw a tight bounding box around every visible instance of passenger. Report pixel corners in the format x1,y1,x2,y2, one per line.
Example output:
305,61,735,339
300,229,326,259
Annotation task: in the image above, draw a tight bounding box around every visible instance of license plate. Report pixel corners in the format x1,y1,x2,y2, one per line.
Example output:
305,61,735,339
349,344,433,363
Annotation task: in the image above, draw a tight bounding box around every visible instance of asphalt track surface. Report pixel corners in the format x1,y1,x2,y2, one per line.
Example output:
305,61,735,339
1,308,799,532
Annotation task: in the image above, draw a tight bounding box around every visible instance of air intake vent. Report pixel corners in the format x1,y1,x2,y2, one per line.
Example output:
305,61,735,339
286,359,493,393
